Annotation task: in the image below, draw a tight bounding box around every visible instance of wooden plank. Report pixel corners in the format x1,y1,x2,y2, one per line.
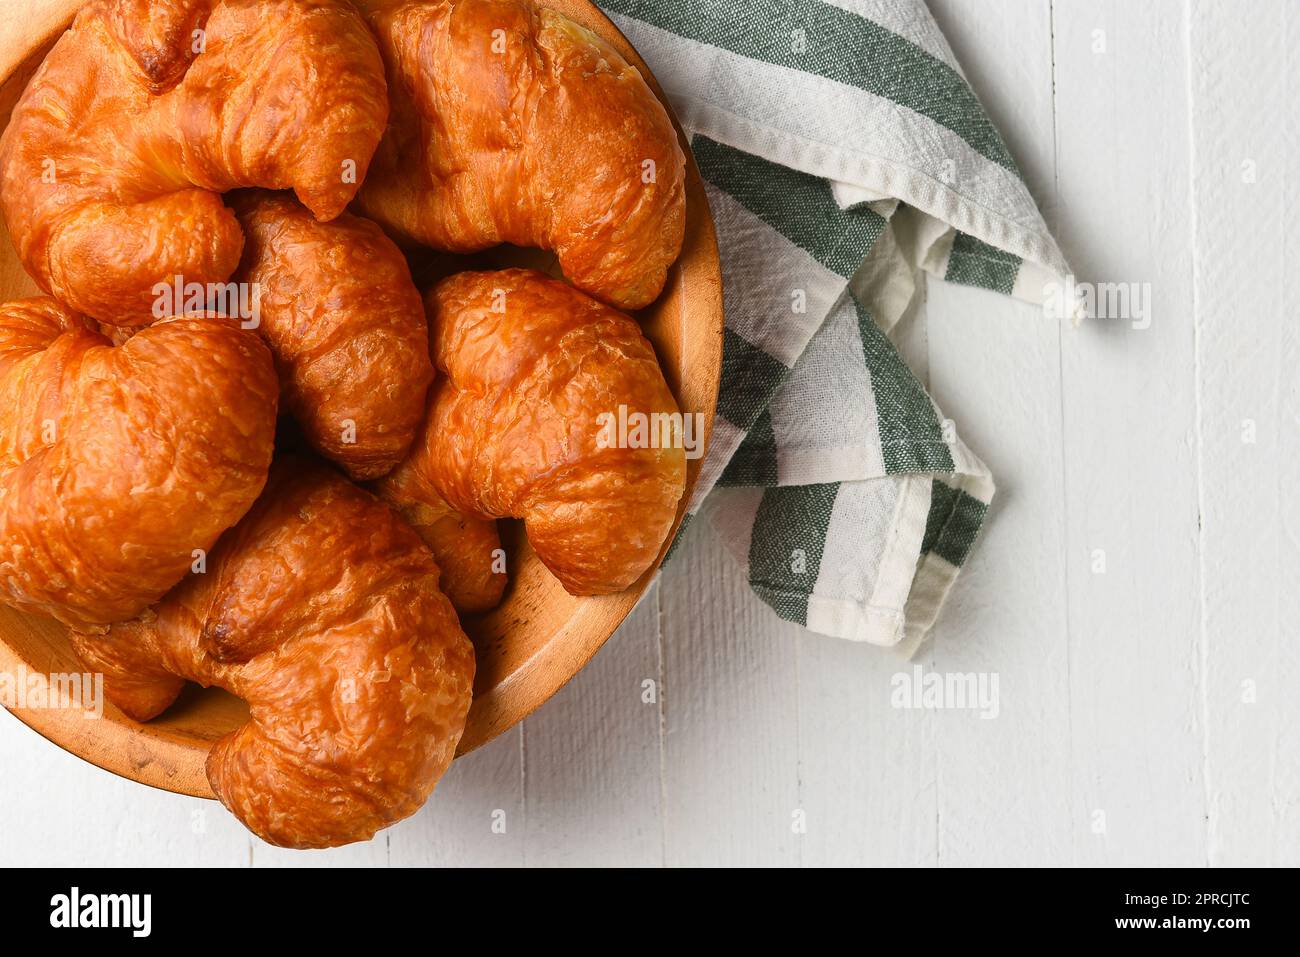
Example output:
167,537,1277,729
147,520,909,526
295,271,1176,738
518,582,666,867
0,646,525,867
1186,0,1299,866
926,281,1074,865
924,0,1076,867
796,612,939,865
658,526,802,866
0,654,525,868
0,711,250,866
1050,0,1207,864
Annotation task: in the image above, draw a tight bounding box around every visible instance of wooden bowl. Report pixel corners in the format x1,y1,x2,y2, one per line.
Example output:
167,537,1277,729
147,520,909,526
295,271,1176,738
0,0,722,797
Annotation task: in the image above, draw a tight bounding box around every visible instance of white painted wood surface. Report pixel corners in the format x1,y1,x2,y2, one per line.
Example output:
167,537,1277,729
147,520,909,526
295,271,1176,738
1,0,1296,867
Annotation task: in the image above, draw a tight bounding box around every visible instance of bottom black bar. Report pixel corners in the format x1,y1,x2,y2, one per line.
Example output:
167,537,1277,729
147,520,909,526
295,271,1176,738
0,866,1279,941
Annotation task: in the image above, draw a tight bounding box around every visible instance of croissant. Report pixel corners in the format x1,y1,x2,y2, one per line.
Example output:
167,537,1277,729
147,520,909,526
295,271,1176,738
396,268,686,595
0,0,388,326
0,297,277,629
354,0,686,311
70,459,476,849
230,191,433,480
373,458,506,614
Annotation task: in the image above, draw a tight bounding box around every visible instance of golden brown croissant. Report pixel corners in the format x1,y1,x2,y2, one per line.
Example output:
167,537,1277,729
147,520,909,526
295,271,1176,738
354,0,686,310
70,459,476,849
0,297,277,629
230,191,433,480
373,457,506,614
399,268,685,595
0,0,388,326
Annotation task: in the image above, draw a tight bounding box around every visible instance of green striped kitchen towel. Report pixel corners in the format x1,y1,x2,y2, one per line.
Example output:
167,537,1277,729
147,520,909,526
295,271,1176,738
602,0,1074,655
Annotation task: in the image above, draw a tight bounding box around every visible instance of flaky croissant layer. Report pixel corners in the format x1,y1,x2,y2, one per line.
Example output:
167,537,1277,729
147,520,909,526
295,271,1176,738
231,191,433,480
356,0,686,310
373,457,507,615
403,268,686,596
0,0,388,326
0,297,278,629
72,460,476,849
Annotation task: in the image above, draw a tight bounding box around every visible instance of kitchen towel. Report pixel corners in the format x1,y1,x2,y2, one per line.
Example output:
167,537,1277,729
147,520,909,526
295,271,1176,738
601,0,1074,655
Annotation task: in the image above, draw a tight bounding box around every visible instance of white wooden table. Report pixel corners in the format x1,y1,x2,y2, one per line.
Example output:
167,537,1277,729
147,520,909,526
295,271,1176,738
2,0,1296,867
